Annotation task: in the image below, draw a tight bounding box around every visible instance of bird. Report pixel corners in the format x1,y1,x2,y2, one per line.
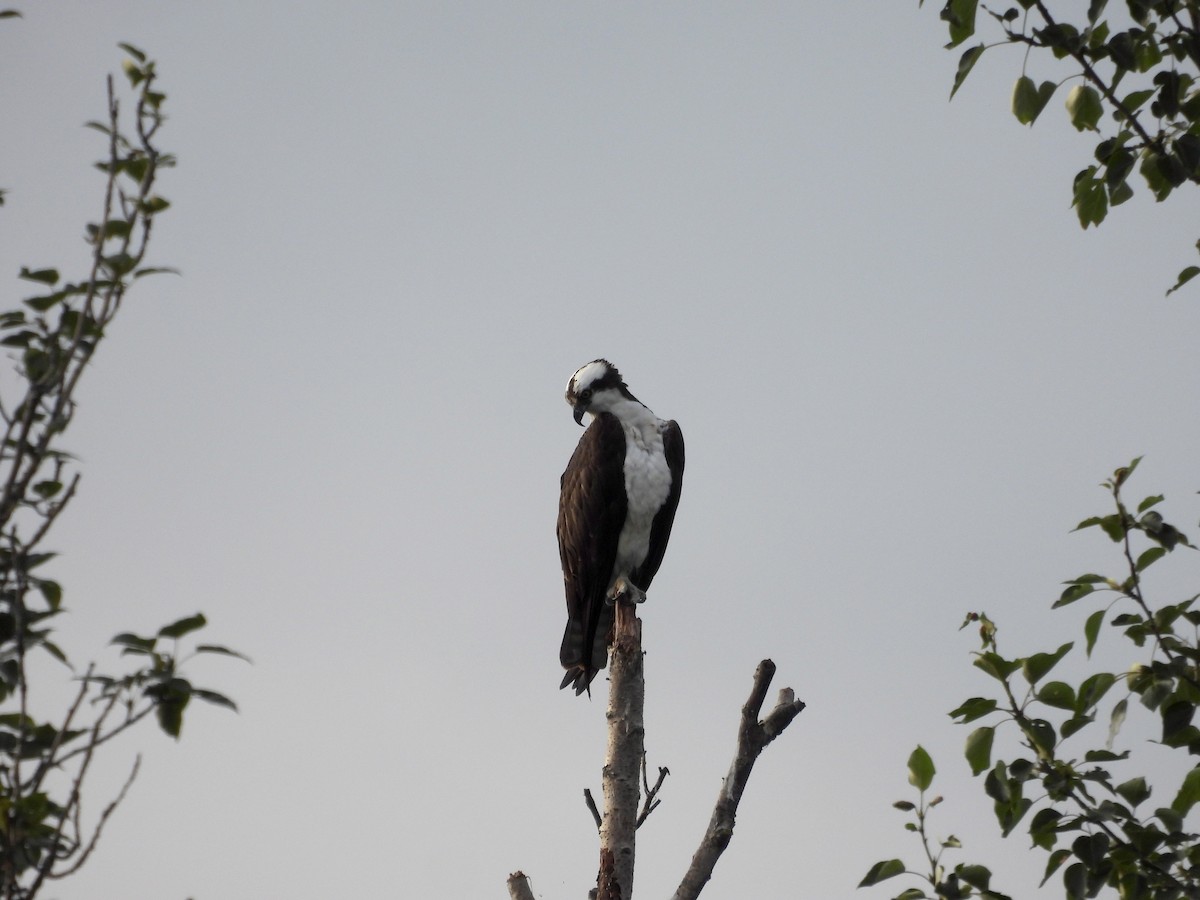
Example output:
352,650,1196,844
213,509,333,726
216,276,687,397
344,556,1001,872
557,359,685,695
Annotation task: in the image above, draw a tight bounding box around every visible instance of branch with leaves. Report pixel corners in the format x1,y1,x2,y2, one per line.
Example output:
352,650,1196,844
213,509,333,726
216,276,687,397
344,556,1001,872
863,460,1200,899
928,0,1200,294
0,39,243,900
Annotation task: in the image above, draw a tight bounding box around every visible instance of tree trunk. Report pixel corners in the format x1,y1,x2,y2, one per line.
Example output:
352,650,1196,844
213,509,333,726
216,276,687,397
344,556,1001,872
597,601,643,900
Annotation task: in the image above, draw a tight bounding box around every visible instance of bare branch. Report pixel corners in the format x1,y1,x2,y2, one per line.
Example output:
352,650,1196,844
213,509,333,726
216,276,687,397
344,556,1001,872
506,871,536,900
46,755,141,881
636,759,669,829
584,788,603,831
671,660,806,900
26,664,94,796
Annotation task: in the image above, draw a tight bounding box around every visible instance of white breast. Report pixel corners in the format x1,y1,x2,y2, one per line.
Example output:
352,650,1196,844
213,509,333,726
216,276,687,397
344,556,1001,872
613,418,672,582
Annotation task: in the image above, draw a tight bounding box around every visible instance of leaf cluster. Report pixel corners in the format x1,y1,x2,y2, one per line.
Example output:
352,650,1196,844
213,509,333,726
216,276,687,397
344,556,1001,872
863,460,1200,899
926,0,1200,294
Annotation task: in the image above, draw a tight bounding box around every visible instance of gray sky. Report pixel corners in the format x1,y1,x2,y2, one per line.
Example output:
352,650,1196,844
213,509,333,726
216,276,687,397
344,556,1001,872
3,3,1200,898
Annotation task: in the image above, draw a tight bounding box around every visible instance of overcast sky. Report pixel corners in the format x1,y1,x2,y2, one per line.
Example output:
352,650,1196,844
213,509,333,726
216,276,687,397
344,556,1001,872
2,3,1200,898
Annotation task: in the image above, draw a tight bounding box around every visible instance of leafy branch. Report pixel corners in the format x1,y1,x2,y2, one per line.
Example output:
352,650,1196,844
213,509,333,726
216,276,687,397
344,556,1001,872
864,460,1200,899
0,42,242,900
926,0,1200,294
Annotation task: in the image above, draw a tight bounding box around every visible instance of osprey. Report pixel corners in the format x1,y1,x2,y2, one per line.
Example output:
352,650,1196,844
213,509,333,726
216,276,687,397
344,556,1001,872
557,359,685,695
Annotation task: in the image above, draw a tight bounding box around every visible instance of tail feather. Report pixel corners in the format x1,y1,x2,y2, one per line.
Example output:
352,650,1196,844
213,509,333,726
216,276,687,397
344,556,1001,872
559,605,613,696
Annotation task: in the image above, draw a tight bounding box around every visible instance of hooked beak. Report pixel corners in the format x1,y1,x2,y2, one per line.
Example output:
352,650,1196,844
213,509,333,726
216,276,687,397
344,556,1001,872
572,404,587,426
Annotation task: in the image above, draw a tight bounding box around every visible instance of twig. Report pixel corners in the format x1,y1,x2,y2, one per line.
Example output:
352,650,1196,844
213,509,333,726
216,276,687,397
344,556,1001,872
46,755,140,881
636,758,669,829
671,660,805,900
584,788,602,831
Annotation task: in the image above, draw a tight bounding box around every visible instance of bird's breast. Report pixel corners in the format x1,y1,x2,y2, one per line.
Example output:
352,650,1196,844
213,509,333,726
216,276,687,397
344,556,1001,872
614,424,672,576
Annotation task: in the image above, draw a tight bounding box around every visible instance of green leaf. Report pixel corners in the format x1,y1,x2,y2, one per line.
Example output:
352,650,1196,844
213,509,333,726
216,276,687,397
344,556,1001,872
36,580,62,611
1162,700,1195,745
191,688,238,712
1055,582,1095,608
941,0,979,47
1166,265,1200,296
1072,166,1108,228
1070,84,1104,132
1141,151,1175,201
1075,512,1127,541
38,639,69,666
1023,642,1073,684
908,745,936,791
1116,776,1151,807
20,552,57,571
1156,806,1183,833
117,42,147,62
965,726,994,775
101,252,136,276
156,694,187,738
1038,681,1076,710
121,58,145,87
195,644,252,663
1121,87,1155,114
1134,34,1162,71
975,651,1021,681
1030,807,1063,850
32,480,62,499
157,612,206,639
1136,494,1164,514
1040,848,1072,887
949,696,998,723
111,631,156,652
96,218,131,241
1084,609,1104,656
24,291,65,312
1072,832,1110,868
950,44,986,99
1012,76,1057,125
148,676,192,739
1059,714,1093,739
139,195,170,214
1135,546,1166,572
18,267,60,286
0,10,23,19
858,859,906,887
132,266,181,280
1107,177,1133,206
1076,672,1115,714
955,864,992,891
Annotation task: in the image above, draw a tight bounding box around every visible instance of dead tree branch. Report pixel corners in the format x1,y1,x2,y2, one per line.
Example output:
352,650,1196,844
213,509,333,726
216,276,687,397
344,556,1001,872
671,659,806,900
596,599,643,900
636,759,669,828
506,871,535,900
584,788,602,831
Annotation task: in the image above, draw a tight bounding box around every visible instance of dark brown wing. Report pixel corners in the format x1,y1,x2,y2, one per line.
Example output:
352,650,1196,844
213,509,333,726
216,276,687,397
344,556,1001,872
630,419,684,591
557,413,627,695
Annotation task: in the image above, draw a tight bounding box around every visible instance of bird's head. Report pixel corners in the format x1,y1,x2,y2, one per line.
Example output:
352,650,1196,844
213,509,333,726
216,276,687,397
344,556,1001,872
565,359,629,426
